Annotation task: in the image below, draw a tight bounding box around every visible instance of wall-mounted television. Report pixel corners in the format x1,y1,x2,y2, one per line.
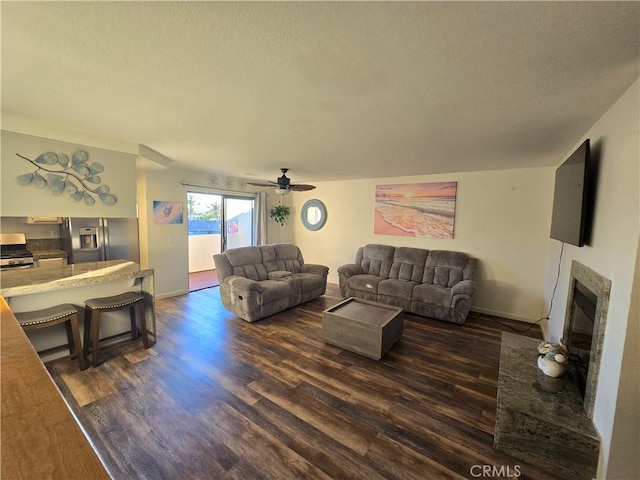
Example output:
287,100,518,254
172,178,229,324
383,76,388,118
549,139,592,247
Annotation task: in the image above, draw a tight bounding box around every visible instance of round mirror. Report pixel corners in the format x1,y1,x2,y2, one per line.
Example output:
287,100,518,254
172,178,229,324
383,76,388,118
301,199,327,231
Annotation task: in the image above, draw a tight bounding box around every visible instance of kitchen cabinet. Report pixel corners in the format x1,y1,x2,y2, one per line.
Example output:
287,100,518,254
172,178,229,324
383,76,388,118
26,216,63,224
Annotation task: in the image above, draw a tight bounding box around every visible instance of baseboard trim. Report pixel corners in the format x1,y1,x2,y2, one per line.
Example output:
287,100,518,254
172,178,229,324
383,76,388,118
156,289,189,300
470,306,540,324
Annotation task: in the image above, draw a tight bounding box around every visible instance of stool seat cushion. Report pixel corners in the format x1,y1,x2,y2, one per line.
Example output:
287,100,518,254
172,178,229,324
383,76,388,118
15,304,78,327
85,292,144,310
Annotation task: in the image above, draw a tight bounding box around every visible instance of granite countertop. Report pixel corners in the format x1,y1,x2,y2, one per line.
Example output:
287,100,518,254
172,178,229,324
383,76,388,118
497,332,599,437
0,259,154,297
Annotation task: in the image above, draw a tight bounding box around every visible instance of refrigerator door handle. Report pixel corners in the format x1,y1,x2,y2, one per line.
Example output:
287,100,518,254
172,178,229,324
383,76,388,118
102,218,110,261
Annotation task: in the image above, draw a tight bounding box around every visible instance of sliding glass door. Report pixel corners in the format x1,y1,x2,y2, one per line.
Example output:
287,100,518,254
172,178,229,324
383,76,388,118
223,196,255,250
187,192,255,290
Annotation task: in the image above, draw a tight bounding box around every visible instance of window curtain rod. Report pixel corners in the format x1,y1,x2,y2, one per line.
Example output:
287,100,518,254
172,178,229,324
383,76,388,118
178,181,258,195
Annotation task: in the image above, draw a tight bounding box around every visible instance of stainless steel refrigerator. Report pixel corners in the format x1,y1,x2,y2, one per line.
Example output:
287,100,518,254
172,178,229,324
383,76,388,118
61,217,140,264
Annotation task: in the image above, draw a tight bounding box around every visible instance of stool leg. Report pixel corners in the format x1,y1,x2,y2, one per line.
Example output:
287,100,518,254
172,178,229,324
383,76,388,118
69,313,87,371
64,321,77,359
83,306,92,358
91,310,101,367
129,304,138,340
137,301,150,348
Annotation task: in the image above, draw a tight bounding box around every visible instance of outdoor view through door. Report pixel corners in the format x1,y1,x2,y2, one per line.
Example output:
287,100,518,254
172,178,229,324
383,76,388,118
188,192,255,291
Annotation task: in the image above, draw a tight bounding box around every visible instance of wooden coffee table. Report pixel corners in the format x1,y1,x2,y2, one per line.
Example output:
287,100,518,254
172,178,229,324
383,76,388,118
323,297,404,360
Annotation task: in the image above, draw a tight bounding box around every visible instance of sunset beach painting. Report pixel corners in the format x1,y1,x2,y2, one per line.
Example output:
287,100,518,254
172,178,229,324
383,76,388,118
374,182,457,238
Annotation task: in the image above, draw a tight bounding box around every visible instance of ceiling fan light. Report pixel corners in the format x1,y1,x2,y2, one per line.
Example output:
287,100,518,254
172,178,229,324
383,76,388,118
275,188,290,195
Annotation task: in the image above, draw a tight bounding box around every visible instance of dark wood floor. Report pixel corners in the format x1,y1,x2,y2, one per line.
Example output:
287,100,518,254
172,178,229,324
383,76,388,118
47,284,561,480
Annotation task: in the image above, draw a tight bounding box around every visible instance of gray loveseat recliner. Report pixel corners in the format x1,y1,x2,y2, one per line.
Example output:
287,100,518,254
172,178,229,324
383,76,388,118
213,243,329,322
338,244,477,324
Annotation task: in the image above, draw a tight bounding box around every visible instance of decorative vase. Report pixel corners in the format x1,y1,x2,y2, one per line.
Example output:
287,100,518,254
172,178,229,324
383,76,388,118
537,356,566,378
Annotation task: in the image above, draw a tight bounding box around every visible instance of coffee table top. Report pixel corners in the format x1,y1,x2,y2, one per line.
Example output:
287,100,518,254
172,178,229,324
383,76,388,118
324,297,403,327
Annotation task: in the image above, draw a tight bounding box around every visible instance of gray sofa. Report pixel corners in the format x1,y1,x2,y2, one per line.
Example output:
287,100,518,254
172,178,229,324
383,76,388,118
337,244,477,324
213,243,329,322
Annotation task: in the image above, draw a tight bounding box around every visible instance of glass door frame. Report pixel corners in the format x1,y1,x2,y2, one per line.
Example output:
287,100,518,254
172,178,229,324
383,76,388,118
221,195,256,252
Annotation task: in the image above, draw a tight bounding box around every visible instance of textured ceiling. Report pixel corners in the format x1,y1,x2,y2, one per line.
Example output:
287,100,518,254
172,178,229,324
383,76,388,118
2,2,639,183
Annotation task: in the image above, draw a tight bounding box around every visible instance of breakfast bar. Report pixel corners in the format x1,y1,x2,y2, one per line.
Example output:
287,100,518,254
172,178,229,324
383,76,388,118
1,260,156,360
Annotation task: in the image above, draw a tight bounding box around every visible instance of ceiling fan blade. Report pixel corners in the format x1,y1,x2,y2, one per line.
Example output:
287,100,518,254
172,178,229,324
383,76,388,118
247,181,277,187
289,184,316,191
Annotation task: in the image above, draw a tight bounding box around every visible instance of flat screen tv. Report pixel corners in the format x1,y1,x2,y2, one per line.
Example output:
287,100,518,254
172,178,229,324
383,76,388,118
549,139,591,247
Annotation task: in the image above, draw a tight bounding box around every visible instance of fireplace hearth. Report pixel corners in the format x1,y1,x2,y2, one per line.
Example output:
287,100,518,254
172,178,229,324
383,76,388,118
493,260,610,479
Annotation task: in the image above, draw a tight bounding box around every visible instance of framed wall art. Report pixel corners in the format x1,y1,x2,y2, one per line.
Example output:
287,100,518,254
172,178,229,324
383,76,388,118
374,182,457,239
153,201,184,224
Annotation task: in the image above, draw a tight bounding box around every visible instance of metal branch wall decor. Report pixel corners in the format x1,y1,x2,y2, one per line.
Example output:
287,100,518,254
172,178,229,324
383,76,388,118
15,151,117,206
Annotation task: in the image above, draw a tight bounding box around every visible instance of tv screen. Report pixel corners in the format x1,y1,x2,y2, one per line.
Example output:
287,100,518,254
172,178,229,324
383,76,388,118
550,139,591,247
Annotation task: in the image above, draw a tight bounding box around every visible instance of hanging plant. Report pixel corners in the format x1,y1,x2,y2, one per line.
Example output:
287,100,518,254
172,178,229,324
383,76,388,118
270,204,290,226
15,150,117,206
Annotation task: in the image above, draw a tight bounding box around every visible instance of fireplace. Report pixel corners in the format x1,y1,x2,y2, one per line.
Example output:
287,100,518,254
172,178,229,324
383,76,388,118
562,260,611,418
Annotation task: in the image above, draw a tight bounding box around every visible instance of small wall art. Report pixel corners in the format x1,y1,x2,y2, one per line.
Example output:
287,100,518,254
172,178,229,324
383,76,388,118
153,201,184,224
374,182,457,239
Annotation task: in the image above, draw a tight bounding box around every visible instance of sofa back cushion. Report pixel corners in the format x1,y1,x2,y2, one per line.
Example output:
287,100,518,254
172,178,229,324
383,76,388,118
259,244,303,273
225,246,269,281
389,247,428,282
215,243,307,283
356,244,395,277
423,250,475,287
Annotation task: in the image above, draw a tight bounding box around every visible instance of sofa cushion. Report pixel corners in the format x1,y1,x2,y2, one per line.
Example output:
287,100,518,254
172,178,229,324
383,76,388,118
358,244,395,277
389,247,428,281
378,278,417,300
258,279,294,305
226,246,269,281
347,274,386,294
268,270,294,280
412,284,452,308
423,250,470,287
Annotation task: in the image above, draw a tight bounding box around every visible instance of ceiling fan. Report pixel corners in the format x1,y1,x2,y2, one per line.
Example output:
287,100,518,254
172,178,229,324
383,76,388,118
247,168,316,195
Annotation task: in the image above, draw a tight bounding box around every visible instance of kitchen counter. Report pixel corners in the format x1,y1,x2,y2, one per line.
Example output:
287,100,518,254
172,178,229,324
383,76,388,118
1,260,156,355
0,259,151,297
1,296,111,479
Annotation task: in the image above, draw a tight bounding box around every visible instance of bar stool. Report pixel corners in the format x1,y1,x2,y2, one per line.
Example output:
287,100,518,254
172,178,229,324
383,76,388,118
15,304,87,370
83,292,150,367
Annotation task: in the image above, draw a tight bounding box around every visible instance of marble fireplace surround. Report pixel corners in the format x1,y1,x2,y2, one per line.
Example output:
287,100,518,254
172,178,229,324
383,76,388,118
562,260,611,418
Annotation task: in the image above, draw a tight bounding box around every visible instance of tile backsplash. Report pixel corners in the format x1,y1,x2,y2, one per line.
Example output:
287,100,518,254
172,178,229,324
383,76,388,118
26,238,62,251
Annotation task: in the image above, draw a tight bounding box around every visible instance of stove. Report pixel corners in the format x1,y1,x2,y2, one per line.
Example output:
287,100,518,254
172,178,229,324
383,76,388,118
0,233,35,269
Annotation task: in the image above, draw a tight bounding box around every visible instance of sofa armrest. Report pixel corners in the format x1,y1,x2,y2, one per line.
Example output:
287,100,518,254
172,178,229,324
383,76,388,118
226,276,263,293
300,263,329,277
451,280,476,298
337,263,364,277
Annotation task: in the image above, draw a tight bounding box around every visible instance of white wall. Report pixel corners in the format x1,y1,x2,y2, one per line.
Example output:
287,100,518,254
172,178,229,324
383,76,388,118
1,131,137,218
290,167,555,322
136,166,274,298
542,79,639,479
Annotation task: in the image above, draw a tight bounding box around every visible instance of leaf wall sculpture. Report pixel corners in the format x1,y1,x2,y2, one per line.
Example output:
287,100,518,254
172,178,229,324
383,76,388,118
16,150,118,205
